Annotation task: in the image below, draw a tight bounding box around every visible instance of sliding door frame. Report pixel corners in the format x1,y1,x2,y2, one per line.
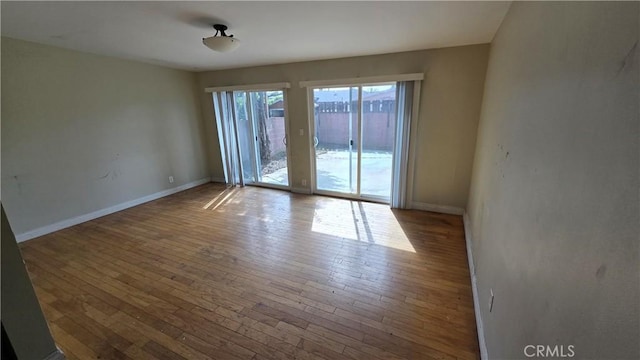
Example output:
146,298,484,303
209,83,293,191
303,74,423,207
244,88,292,191
307,82,396,204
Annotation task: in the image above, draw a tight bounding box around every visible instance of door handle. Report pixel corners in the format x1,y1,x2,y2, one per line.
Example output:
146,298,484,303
282,136,287,146
313,136,319,147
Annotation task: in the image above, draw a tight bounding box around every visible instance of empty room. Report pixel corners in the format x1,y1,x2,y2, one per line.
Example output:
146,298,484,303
1,2,638,360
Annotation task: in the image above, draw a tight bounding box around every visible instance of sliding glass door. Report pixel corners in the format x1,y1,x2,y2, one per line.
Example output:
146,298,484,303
213,89,290,189
313,86,359,194
311,84,397,202
361,85,396,197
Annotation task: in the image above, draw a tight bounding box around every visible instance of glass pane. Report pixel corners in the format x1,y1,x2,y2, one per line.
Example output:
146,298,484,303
361,84,396,199
313,87,359,194
249,91,289,186
233,91,257,183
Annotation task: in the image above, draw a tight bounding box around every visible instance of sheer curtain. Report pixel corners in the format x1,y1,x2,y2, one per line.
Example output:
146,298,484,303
390,81,418,209
212,91,245,186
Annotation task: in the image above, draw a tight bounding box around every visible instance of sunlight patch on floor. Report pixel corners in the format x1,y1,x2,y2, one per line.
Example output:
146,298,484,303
203,187,239,211
311,200,415,253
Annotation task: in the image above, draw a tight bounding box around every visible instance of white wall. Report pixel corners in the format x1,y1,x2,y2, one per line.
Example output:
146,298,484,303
1,37,210,237
467,2,639,358
197,45,489,209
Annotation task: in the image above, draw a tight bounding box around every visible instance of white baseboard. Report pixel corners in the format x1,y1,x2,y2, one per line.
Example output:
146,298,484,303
463,212,488,360
15,178,212,243
43,348,65,360
291,187,312,194
410,201,464,215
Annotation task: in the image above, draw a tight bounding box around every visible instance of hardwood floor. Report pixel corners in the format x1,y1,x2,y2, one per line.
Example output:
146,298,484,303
19,183,479,360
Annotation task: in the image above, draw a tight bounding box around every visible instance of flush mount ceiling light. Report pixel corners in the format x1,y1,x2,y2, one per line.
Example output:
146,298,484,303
202,24,240,53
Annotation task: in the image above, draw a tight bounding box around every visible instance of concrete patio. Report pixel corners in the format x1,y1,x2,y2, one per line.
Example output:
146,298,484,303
262,150,392,198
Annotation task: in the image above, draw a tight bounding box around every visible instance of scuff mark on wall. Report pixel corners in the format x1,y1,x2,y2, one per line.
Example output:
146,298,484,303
616,40,637,76
5,174,30,195
13,175,23,195
595,264,607,281
96,169,121,181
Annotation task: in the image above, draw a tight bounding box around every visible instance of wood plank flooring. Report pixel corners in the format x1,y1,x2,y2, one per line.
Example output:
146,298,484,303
19,183,479,360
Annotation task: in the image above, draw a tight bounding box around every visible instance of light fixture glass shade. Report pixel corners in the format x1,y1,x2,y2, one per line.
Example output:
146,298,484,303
202,36,240,52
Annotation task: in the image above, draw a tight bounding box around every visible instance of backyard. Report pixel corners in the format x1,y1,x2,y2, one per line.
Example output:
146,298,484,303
262,149,392,198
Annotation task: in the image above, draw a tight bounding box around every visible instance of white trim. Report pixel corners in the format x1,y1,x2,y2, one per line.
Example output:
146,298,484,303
205,82,290,93
15,178,212,242
43,348,65,360
463,212,488,360
299,73,424,88
410,201,464,215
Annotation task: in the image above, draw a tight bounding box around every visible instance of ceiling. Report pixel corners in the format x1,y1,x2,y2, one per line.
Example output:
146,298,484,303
1,1,511,72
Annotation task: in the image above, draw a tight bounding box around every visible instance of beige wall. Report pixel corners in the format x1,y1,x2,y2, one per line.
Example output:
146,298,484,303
467,2,639,358
1,38,209,235
197,45,489,208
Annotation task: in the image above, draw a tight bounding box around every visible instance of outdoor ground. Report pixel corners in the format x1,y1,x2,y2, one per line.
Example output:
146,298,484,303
262,150,392,198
